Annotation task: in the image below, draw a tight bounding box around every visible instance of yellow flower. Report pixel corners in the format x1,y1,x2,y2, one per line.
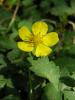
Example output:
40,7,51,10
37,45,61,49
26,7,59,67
17,21,59,57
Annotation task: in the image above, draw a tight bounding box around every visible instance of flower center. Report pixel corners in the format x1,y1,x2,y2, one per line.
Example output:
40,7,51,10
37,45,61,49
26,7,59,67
30,34,43,45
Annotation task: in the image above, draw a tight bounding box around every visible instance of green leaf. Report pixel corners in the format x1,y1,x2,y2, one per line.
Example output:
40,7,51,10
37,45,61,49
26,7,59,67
64,45,75,55
64,90,75,100
0,75,7,88
0,36,16,50
42,83,61,100
6,79,14,88
10,27,18,39
18,20,32,31
29,57,60,90
0,76,14,88
0,54,7,69
70,72,75,80
63,31,75,55
55,56,75,72
2,94,20,100
7,49,22,63
48,24,54,32
50,0,75,16
63,31,75,45
41,0,51,13
51,2,69,16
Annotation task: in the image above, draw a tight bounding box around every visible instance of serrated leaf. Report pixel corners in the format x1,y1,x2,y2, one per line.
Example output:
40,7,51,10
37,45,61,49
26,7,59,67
42,83,61,100
29,57,60,90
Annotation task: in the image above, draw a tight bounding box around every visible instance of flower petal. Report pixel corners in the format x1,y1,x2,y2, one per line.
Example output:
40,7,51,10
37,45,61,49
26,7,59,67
19,26,31,41
43,32,59,47
33,44,52,57
17,42,33,52
32,21,48,36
